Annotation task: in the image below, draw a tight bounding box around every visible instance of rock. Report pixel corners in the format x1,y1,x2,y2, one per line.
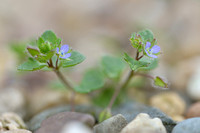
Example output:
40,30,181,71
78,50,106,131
150,92,186,121
94,114,127,133
0,88,25,116
121,113,166,133
27,89,90,117
0,112,26,131
113,102,176,133
1,129,32,133
150,92,186,117
60,121,92,133
35,112,95,133
186,101,200,118
28,105,101,132
187,68,200,100
172,117,200,133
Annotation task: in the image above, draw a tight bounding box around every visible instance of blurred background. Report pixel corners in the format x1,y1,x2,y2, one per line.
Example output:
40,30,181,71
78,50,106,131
0,0,200,121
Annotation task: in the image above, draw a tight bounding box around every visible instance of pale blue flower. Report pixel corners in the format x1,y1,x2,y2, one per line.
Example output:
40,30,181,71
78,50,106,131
57,45,71,59
145,42,160,58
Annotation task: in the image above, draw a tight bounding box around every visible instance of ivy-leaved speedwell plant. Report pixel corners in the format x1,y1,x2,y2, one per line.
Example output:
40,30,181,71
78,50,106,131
17,29,168,120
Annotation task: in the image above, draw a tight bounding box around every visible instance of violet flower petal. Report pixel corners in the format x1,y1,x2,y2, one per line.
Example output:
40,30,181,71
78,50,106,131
151,45,160,54
61,45,69,53
60,53,71,59
145,42,151,49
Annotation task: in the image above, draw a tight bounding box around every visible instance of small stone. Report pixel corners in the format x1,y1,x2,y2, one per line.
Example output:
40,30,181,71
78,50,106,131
113,103,176,133
0,88,25,116
28,105,101,132
186,101,200,118
60,121,92,133
94,114,127,133
171,115,185,122
35,112,95,133
0,112,26,131
121,113,167,133
187,68,200,100
150,92,186,117
1,129,32,133
172,117,200,133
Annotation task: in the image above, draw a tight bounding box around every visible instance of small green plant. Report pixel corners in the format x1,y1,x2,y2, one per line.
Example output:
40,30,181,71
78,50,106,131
16,29,168,120
17,30,85,111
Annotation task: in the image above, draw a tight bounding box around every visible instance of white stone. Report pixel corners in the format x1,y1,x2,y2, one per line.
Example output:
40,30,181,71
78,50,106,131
60,121,92,133
121,113,166,133
187,68,200,100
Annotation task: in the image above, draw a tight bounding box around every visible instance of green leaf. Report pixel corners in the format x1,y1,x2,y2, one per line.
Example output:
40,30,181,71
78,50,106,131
154,76,168,88
35,51,55,63
130,33,143,52
10,42,27,62
124,53,148,71
61,51,85,68
98,109,112,123
27,47,40,57
102,56,126,79
37,37,51,54
75,69,105,93
138,56,158,71
138,29,154,42
18,58,47,71
41,30,60,49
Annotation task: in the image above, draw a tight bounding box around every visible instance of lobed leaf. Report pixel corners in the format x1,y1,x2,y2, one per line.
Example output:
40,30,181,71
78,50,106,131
101,56,126,79
75,69,105,93
138,29,154,43
18,58,47,71
41,30,61,49
27,47,40,57
61,51,85,68
124,53,148,71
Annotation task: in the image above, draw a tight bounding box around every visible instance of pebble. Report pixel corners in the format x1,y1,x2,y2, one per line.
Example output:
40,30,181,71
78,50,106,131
0,112,26,131
150,92,186,117
172,117,200,133
187,68,200,100
186,101,200,118
121,113,166,133
0,88,25,116
28,105,101,132
60,121,92,133
35,112,95,133
1,129,32,133
113,102,176,133
93,114,127,133
27,89,90,117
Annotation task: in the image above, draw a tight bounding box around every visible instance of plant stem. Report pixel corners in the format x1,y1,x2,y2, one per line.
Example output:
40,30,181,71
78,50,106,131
107,49,141,110
53,69,75,111
107,70,134,110
48,58,75,111
135,73,154,79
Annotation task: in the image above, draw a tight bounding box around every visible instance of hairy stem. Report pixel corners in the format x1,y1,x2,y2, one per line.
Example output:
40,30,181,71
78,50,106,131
48,58,75,111
135,73,154,79
107,70,134,109
107,50,140,110
53,69,75,111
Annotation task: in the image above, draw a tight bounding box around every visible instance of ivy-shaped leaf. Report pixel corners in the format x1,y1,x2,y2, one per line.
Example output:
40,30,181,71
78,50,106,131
124,53,148,71
102,56,126,79
138,29,154,43
41,30,61,49
18,58,47,71
75,69,105,93
61,51,85,68
27,47,40,57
